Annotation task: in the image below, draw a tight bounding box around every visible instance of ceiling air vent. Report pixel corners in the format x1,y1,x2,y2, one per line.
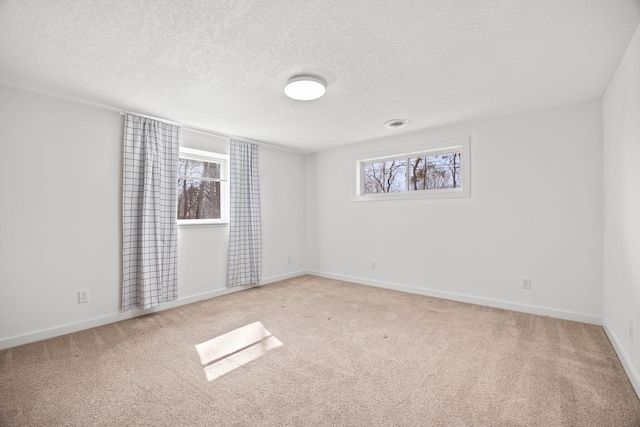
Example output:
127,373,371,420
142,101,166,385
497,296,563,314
385,119,410,129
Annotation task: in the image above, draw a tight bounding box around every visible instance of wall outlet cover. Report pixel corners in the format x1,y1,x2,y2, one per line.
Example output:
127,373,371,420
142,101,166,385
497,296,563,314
78,290,89,303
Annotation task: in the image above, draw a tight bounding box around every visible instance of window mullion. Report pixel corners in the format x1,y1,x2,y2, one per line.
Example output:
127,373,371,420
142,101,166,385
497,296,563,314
405,157,410,192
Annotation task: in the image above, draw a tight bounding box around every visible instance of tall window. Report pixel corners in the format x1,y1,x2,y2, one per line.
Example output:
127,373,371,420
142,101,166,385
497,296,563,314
178,147,229,225
355,137,470,201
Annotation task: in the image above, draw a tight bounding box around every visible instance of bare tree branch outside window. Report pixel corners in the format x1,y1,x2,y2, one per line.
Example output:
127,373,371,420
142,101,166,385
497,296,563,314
363,160,407,194
409,152,461,190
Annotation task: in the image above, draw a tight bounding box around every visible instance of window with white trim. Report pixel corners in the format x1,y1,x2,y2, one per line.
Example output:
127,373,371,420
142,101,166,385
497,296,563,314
354,138,470,201
177,147,229,225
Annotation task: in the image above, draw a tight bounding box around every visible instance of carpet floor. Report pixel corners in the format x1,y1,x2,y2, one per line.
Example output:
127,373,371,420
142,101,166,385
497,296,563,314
1,275,639,426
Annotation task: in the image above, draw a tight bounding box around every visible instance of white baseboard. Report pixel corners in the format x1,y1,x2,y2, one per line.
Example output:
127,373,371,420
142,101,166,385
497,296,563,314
0,270,307,351
603,319,640,398
306,270,602,325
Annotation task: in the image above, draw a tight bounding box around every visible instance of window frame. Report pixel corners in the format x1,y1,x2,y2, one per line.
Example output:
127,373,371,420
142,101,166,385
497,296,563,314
177,147,230,226
353,137,471,202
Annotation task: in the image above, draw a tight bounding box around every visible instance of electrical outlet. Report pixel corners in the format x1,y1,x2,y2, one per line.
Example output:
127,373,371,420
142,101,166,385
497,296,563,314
78,290,89,303
522,277,531,289
371,261,376,270
630,321,634,341
287,255,291,264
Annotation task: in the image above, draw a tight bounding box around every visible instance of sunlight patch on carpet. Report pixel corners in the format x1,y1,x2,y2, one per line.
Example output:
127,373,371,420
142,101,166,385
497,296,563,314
195,321,282,381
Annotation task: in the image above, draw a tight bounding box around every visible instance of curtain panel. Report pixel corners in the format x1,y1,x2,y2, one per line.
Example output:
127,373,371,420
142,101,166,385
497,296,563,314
122,114,180,310
227,139,262,287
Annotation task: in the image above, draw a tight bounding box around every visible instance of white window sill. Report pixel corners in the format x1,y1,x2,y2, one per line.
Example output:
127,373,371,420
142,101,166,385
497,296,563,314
353,187,469,202
178,220,229,227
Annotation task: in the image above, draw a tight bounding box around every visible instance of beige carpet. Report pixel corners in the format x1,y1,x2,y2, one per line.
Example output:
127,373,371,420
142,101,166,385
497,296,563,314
1,275,639,426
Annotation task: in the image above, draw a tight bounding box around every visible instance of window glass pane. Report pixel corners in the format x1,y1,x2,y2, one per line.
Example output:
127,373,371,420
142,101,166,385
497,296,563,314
179,158,221,180
177,179,221,219
409,152,461,190
363,160,406,194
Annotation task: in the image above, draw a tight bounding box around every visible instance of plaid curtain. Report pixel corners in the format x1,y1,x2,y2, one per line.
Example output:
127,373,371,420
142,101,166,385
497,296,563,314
122,114,180,310
227,139,262,287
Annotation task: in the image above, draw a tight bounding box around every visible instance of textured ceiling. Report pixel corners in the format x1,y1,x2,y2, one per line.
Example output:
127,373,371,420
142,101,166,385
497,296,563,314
1,0,639,152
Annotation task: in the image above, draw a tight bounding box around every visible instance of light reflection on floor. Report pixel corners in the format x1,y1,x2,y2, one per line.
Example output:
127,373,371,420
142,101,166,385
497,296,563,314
195,321,283,381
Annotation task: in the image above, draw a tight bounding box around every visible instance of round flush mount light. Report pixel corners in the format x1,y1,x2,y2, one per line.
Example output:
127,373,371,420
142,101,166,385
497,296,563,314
284,76,326,101
384,119,410,129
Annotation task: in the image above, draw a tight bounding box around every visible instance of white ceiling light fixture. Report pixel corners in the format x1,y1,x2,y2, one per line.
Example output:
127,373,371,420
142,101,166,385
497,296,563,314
385,119,410,129
284,75,326,101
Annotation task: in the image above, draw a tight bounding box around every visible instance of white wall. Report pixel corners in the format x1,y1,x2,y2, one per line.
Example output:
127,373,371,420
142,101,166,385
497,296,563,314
261,146,307,278
0,86,121,345
603,22,640,393
306,100,604,322
0,85,307,349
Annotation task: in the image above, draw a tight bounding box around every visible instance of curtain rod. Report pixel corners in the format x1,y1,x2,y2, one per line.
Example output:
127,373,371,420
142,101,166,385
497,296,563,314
120,111,294,152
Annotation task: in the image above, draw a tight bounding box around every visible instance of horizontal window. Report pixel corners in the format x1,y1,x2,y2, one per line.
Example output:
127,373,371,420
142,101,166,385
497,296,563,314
354,138,470,201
